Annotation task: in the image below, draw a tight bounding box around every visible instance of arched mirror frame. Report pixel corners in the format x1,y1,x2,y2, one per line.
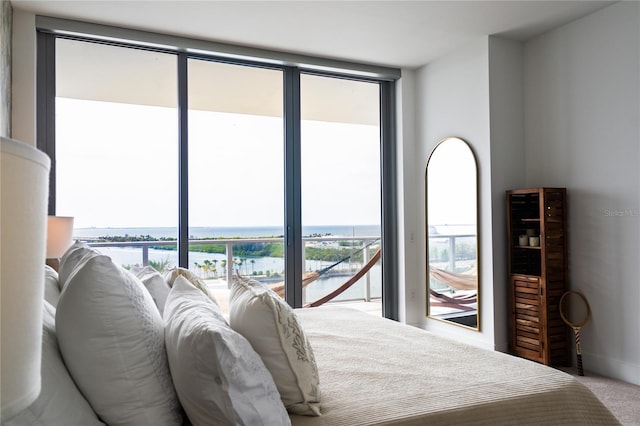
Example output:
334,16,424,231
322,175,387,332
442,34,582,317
425,137,480,331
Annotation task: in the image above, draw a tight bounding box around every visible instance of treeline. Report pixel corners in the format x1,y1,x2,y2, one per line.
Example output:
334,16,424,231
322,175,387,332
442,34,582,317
98,234,370,263
98,234,176,242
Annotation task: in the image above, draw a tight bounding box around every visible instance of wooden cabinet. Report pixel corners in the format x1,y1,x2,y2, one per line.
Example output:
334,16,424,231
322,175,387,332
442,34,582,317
506,188,568,366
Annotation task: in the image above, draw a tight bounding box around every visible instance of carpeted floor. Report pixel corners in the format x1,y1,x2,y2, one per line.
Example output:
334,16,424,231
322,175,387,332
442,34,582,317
559,367,640,425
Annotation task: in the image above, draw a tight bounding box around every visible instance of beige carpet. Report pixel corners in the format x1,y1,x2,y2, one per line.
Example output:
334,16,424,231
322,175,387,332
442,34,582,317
559,367,640,425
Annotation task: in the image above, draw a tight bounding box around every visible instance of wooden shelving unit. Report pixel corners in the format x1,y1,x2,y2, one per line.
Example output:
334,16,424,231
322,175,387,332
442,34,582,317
506,188,569,366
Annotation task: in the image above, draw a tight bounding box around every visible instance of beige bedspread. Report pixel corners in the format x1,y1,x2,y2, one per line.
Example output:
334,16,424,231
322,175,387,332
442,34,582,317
290,306,619,426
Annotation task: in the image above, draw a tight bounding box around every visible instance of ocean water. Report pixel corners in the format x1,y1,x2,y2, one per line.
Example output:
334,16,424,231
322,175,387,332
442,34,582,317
74,224,381,240
95,245,381,303
79,225,382,304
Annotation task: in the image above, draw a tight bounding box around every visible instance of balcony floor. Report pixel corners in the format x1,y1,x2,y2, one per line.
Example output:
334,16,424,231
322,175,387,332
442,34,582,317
206,279,381,317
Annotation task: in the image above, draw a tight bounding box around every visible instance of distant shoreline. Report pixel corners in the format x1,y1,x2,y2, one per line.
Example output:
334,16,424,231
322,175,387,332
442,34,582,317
73,224,382,239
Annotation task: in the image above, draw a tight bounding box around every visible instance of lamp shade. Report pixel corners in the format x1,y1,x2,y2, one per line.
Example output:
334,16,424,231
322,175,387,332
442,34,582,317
1,137,51,419
47,216,74,259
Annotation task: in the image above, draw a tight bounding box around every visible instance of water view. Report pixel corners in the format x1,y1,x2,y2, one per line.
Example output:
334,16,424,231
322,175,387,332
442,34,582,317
74,224,381,240
75,225,382,306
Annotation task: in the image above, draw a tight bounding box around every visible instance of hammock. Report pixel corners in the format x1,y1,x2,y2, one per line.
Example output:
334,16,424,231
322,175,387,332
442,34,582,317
429,266,476,291
305,249,381,307
429,265,477,312
269,239,380,298
269,271,322,298
429,288,476,311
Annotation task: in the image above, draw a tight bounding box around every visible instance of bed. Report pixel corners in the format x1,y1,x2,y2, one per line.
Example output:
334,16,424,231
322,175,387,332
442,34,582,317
9,242,619,426
290,306,619,426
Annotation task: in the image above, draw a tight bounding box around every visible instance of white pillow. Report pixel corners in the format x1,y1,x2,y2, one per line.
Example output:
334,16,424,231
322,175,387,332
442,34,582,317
57,241,99,290
229,275,321,416
56,254,183,426
43,265,60,307
4,301,104,426
164,267,219,305
130,265,171,316
164,275,290,426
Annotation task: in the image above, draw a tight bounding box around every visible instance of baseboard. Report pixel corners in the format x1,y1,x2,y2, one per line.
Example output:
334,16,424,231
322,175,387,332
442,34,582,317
582,351,640,386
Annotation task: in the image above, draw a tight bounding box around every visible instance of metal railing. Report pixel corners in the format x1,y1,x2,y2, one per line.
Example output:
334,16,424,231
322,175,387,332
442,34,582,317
427,233,475,272
86,235,381,303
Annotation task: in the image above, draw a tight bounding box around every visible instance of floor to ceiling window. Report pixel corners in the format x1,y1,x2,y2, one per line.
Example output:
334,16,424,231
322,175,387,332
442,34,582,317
300,74,382,311
187,59,285,311
38,20,397,318
55,38,180,265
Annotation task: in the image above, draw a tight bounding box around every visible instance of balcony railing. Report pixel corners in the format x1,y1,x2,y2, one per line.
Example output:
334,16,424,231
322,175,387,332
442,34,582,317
85,236,381,304
427,233,476,272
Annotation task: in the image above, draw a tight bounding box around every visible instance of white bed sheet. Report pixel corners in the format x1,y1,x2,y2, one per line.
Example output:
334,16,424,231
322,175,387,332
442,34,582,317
290,306,619,426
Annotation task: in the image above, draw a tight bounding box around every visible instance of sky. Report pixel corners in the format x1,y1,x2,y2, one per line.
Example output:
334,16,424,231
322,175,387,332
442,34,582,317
55,98,381,230
426,137,477,227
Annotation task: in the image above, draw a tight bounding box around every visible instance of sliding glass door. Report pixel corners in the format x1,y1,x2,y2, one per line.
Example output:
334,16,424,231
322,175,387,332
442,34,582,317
43,31,392,317
300,75,382,314
187,59,284,311
55,38,180,266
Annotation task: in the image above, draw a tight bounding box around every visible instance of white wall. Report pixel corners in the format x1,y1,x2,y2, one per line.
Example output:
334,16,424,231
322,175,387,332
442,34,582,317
1,0,12,137
396,69,422,326
524,1,640,385
487,37,525,352
414,38,496,349
412,3,640,386
11,8,35,146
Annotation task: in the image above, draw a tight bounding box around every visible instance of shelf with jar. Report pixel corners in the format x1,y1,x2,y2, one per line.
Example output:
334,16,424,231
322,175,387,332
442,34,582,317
506,187,569,366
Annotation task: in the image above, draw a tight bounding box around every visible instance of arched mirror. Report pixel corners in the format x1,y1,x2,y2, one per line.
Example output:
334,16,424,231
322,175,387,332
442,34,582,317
426,137,479,330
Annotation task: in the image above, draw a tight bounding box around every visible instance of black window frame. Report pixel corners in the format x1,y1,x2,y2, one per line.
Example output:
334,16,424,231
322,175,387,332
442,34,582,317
36,20,399,319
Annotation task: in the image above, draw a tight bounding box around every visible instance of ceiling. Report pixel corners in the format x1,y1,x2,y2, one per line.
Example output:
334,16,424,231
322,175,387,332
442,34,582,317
11,0,616,69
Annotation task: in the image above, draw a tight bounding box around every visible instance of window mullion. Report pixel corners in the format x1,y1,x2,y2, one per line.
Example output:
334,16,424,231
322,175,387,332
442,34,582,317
284,68,303,308
380,80,398,321
178,53,189,267
36,31,57,215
